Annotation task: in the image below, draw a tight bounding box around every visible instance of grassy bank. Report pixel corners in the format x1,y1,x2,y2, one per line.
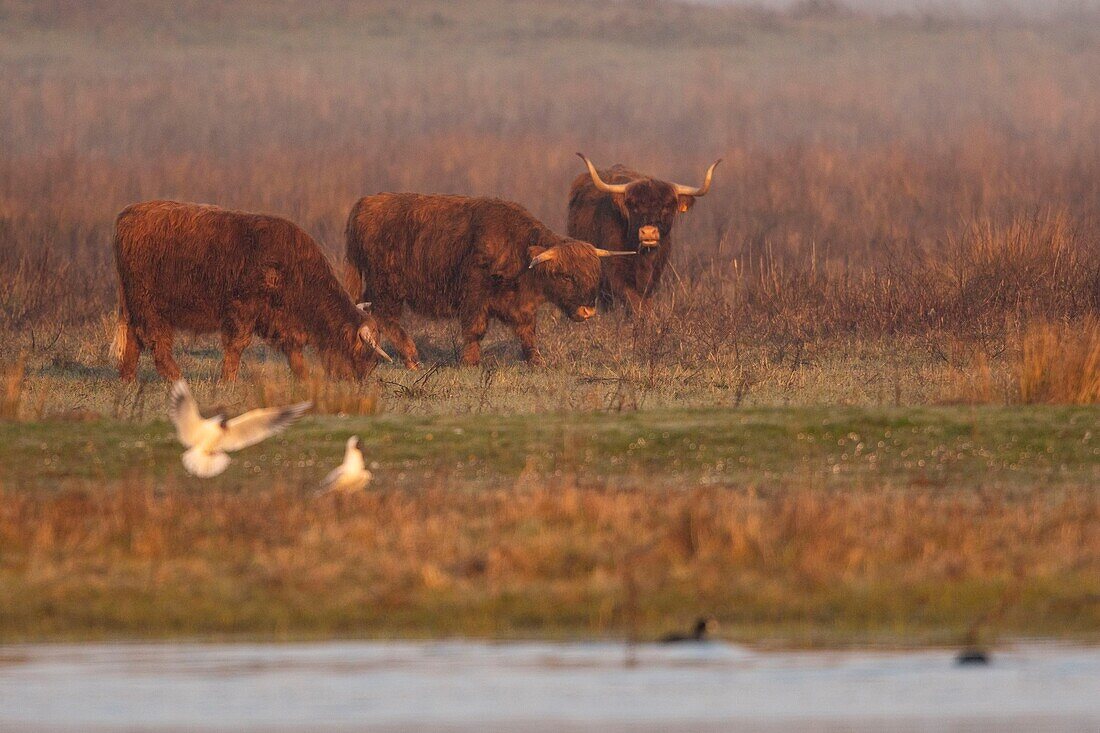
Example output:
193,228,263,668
2,405,1097,645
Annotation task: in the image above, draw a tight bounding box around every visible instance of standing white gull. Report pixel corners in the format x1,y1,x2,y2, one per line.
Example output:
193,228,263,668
320,436,372,493
169,380,312,477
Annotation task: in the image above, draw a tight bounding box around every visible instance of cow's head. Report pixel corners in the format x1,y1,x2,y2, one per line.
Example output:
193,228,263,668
577,153,720,251
528,240,635,321
353,301,392,365
327,302,392,378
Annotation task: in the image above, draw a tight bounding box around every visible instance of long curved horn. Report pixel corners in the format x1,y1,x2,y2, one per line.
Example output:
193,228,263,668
594,247,637,258
577,153,629,195
357,323,393,362
672,159,722,197
528,248,558,268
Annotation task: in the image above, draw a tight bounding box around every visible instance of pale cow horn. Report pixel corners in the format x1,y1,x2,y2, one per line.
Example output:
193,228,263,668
672,159,722,197
357,323,393,362
529,248,558,268
577,153,629,195
594,247,637,258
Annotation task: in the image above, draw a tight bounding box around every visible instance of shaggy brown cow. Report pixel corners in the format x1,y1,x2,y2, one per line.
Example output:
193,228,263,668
344,193,634,368
113,201,390,381
567,153,720,312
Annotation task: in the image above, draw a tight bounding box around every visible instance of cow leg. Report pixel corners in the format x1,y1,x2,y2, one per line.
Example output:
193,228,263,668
646,251,670,298
459,307,489,367
381,318,421,371
496,307,543,366
284,346,307,379
624,288,649,316
219,327,252,382
149,328,181,381
118,327,142,381
625,254,659,315
514,320,543,366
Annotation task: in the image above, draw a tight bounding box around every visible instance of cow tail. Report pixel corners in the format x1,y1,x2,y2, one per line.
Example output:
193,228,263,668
111,281,131,364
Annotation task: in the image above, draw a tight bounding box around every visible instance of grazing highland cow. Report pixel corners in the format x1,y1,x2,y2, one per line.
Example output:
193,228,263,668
113,201,390,381
568,153,720,312
345,193,634,368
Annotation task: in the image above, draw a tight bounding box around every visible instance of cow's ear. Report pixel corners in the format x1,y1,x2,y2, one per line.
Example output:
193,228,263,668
677,196,696,214
528,245,557,269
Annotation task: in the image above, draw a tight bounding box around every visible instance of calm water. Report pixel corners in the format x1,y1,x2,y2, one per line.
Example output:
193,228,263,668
0,641,1097,732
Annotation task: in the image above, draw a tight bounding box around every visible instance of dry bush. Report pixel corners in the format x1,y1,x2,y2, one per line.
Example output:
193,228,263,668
1019,318,1100,404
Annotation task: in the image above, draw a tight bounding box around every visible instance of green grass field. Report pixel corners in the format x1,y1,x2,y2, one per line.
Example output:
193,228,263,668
4,405,1098,493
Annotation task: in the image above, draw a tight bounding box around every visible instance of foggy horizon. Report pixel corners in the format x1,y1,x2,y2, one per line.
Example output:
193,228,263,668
690,0,1100,16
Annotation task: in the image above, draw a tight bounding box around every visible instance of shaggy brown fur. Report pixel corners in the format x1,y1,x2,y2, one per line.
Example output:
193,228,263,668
568,163,713,312
345,193,619,368
114,201,386,381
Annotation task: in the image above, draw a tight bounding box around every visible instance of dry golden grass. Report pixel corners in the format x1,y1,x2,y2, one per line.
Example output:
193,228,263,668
0,354,25,420
1,476,1096,642
248,372,382,416
946,318,1100,405
1020,318,1100,404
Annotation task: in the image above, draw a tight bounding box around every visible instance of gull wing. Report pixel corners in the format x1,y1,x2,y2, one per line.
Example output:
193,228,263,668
320,464,345,491
169,380,206,448
220,401,312,452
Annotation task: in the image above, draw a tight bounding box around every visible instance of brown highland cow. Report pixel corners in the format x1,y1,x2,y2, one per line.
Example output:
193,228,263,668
113,201,390,381
345,193,634,368
567,153,720,312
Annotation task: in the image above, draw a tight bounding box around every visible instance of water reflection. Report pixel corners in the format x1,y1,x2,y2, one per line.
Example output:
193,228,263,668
0,641,1096,731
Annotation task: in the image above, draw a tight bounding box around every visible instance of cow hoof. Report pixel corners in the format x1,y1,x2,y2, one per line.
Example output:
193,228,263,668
405,361,422,371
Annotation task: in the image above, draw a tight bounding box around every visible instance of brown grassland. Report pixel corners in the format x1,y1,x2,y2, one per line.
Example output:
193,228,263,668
0,0,1098,644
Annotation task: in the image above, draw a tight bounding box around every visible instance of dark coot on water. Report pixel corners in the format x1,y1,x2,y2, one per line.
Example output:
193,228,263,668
660,617,716,643
956,648,991,666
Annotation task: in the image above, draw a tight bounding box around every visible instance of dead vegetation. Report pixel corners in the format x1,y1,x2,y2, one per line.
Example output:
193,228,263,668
1019,318,1100,405
1,476,1095,642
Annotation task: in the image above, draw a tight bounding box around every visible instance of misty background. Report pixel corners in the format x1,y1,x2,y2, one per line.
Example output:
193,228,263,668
695,0,1100,16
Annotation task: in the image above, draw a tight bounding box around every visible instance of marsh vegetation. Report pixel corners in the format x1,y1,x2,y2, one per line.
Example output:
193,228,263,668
0,0,1097,643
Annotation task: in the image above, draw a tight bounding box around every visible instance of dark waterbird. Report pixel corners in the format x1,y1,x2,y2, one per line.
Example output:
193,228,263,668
955,648,991,666
660,617,716,643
